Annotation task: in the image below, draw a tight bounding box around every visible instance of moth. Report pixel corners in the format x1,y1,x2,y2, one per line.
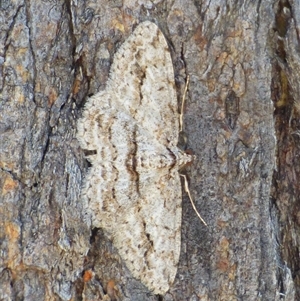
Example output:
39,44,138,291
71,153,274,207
77,21,198,294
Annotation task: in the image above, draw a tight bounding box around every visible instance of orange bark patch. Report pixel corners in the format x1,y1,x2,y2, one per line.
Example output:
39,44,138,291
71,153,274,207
5,222,21,269
83,270,93,282
47,87,58,106
216,236,230,272
111,19,125,33
106,279,117,300
217,258,229,272
6,222,20,241
72,78,81,95
2,176,18,195
193,24,207,50
16,63,29,82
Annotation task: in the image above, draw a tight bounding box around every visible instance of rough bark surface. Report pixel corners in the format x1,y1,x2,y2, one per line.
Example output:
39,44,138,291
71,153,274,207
0,0,299,300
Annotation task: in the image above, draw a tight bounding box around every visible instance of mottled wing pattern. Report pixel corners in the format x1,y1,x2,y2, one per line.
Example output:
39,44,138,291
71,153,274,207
77,21,182,295
110,21,179,146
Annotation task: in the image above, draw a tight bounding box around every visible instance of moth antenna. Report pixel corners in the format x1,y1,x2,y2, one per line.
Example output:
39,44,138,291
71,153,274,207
179,75,190,132
180,174,207,226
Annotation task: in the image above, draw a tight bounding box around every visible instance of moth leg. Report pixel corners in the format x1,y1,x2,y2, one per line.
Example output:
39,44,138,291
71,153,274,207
180,174,207,226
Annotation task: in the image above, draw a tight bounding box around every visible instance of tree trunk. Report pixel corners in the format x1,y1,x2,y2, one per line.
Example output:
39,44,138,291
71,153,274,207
1,0,299,300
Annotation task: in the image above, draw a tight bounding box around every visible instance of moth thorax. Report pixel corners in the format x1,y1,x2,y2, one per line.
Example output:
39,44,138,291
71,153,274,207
135,151,176,169
170,147,194,168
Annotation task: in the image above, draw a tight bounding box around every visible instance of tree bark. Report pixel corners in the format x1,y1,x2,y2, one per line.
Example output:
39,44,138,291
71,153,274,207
0,0,299,300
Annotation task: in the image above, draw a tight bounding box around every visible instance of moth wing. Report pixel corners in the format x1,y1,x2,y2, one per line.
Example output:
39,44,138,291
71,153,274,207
78,21,179,153
114,168,182,295
109,21,179,147
77,21,182,295
79,100,182,294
